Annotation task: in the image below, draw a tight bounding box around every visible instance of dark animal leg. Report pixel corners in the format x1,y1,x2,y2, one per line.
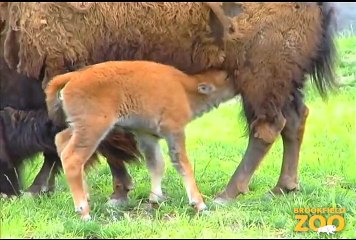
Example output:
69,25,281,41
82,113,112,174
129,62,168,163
214,97,285,204
0,118,21,196
96,129,140,206
25,151,61,195
106,157,134,205
0,164,20,196
272,95,309,194
214,133,273,204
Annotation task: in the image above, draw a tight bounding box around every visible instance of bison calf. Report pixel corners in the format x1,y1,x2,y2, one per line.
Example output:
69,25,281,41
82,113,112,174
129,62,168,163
45,60,236,220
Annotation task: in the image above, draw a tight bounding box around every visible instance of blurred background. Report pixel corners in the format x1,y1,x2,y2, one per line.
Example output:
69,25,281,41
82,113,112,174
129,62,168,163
334,2,356,35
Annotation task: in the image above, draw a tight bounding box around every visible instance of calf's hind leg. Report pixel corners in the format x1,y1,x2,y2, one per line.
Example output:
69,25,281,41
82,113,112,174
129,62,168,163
136,134,166,203
272,92,309,194
56,128,135,204
56,121,113,220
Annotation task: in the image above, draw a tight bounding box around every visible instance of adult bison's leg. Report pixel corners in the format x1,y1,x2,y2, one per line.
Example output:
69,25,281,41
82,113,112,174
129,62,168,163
214,99,275,203
25,151,61,195
272,92,309,194
96,129,140,206
0,117,21,196
106,156,134,206
0,165,20,196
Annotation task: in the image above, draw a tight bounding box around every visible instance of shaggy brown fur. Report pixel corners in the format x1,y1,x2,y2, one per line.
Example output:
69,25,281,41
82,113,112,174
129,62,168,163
3,2,338,202
0,20,141,202
0,107,62,196
0,22,61,196
45,60,236,219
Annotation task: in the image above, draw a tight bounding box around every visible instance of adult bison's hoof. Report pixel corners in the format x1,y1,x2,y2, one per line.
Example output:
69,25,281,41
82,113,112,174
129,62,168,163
213,193,234,206
271,183,300,195
0,193,9,199
213,196,231,206
0,193,18,200
25,184,54,196
106,197,129,207
213,189,239,206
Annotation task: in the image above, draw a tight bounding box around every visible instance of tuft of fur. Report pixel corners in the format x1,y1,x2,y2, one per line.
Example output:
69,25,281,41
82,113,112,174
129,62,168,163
308,2,338,99
45,72,72,127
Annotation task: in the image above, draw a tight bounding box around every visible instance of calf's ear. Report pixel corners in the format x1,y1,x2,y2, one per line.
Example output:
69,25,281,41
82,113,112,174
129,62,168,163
197,83,216,95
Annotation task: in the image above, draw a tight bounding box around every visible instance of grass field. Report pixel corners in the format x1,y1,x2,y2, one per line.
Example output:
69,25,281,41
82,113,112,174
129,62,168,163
1,36,355,239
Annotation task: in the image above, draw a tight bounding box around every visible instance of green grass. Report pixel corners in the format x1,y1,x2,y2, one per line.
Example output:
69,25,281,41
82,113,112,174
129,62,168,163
1,36,355,239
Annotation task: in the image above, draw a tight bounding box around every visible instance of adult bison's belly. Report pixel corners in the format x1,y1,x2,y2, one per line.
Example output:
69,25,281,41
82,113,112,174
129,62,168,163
95,36,225,76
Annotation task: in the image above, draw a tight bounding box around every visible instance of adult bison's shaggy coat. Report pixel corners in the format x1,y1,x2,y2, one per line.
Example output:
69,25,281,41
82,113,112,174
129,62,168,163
1,2,338,203
0,19,141,200
0,19,61,196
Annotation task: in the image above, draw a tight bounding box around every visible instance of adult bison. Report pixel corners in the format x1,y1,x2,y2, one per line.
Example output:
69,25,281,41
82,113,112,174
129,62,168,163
0,19,61,196
1,2,338,204
0,19,142,201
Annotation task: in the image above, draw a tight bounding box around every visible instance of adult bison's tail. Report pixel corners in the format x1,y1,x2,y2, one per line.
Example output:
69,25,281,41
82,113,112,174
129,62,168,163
309,2,338,99
44,72,72,127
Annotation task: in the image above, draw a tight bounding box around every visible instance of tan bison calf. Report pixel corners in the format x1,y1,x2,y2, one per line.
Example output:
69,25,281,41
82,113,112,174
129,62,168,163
45,60,236,220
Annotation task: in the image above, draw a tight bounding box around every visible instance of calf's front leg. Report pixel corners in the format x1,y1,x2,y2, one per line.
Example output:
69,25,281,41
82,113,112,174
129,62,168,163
165,131,207,211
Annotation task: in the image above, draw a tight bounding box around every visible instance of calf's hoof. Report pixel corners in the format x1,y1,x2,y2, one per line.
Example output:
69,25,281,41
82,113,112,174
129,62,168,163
149,192,167,204
190,200,208,212
75,200,90,220
81,214,92,221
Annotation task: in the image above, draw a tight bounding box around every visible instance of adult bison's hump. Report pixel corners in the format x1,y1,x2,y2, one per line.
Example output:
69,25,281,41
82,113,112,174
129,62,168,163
9,2,328,79
12,2,225,77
